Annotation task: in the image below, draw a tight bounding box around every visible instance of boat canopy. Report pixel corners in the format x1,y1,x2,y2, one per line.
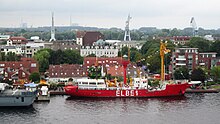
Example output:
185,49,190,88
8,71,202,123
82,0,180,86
24,83,38,88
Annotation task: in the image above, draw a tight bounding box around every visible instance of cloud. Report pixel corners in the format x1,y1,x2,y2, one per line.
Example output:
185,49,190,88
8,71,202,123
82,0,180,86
0,0,219,29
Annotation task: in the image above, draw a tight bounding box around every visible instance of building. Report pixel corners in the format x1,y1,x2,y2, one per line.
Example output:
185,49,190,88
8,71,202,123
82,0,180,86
0,45,24,55
171,36,191,46
0,58,38,81
171,48,218,75
116,41,145,50
24,42,44,58
171,48,199,73
107,64,145,77
83,57,124,68
80,46,118,57
0,35,10,40
7,36,27,46
199,52,217,70
44,40,80,51
76,31,104,46
47,64,87,83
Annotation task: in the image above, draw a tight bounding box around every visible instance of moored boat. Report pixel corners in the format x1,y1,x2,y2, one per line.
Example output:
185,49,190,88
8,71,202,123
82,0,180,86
64,41,191,98
64,79,190,97
0,83,37,106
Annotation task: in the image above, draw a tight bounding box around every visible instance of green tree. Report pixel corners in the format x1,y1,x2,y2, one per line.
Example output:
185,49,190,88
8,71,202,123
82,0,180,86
88,66,101,79
174,66,189,80
191,67,207,83
186,37,211,52
210,66,220,83
211,40,220,57
87,53,96,57
34,49,50,73
29,72,40,83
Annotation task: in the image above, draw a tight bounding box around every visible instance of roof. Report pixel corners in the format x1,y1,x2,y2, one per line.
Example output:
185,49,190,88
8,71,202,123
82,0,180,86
48,64,87,78
76,31,86,38
84,57,123,67
9,36,27,41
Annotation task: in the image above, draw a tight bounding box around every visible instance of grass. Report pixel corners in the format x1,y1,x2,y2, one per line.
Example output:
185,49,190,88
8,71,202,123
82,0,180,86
210,84,220,90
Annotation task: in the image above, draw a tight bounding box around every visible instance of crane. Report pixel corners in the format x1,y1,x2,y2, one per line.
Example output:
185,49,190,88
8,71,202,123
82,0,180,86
190,17,197,37
160,41,170,81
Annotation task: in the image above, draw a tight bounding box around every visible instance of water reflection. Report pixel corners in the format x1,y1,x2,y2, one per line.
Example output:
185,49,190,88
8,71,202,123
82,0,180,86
0,94,220,124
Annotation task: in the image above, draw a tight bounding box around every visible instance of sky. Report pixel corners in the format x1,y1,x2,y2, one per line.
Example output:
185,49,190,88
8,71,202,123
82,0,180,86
0,0,219,29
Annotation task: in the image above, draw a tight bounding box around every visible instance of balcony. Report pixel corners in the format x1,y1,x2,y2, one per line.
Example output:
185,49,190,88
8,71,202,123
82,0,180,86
176,63,186,66
176,58,186,61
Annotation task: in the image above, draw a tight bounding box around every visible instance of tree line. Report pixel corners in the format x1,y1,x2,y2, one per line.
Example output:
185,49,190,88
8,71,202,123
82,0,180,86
33,49,83,73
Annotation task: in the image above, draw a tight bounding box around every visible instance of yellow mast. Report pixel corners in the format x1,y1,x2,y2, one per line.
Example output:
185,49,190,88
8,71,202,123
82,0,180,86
160,41,170,81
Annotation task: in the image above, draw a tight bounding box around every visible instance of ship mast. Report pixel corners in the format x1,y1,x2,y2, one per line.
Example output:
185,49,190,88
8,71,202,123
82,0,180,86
160,41,170,81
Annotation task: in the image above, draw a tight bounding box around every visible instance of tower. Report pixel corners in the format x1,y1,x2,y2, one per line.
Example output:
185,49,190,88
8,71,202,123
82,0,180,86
190,17,197,37
123,14,132,41
49,12,56,42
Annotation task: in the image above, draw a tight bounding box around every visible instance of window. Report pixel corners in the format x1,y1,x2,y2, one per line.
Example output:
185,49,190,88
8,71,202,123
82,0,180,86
31,63,36,67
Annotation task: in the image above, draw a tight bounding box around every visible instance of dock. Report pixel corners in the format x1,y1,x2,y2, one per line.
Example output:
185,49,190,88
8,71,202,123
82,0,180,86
49,91,67,95
185,88,219,93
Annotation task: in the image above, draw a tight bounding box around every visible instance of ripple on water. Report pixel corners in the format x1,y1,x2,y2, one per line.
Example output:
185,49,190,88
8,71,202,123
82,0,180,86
1,94,220,124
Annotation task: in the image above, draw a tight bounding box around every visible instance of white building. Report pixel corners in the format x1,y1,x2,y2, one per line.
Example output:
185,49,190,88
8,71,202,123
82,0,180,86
116,41,145,50
0,35,10,40
80,46,118,57
25,42,45,58
0,45,25,55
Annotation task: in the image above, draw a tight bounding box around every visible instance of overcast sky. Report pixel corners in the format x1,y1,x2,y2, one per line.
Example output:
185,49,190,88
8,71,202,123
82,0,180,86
0,0,219,29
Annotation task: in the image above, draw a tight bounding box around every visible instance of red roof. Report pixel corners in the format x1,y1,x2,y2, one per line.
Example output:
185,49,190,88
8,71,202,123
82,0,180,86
48,64,87,78
9,36,27,41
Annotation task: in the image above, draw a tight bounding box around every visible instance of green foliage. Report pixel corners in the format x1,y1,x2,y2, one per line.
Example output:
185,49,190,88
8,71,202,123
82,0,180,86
186,37,211,52
191,67,207,83
34,48,83,73
87,53,96,57
150,80,160,87
210,66,220,83
174,66,189,80
29,72,40,83
0,52,20,61
88,66,102,79
49,49,83,65
211,40,220,56
34,49,50,73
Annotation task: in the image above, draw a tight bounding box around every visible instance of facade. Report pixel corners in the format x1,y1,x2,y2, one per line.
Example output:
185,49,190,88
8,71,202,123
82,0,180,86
76,31,104,46
107,64,145,77
0,58,38,81
171,48,218,75
47,64,87,83
171,48,199,73
116,41,144,50
24,42,44,58
7,37,27,46
83,57,124,68
44,40,80,51
80,46,118,57
199,52,217,70
171,36,191,46
0,45,25,55
0,35,10,40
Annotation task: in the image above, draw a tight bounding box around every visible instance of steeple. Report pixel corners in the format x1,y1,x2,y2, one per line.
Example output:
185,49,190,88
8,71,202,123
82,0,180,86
49,12,56,42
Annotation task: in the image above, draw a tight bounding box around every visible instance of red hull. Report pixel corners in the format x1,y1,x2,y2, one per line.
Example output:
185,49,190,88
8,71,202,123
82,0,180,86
64,83,190,98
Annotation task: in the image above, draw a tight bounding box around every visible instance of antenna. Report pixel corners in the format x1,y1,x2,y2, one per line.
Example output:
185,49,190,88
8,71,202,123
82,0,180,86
123,14,132,41
49,12,56,42
190,17,197,37
70,16,72,26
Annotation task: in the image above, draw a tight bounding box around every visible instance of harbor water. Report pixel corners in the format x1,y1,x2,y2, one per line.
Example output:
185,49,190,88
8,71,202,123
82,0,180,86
0,93,220,124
